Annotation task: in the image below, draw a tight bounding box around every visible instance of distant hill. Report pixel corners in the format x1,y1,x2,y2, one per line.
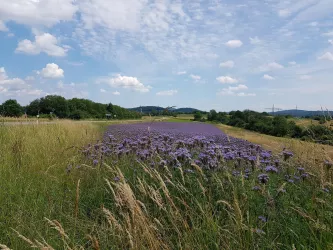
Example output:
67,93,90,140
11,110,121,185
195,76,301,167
129,106,203,114
273,109,333,117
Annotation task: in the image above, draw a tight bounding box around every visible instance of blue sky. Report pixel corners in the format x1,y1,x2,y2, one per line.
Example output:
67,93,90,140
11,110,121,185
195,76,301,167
1,0,333,112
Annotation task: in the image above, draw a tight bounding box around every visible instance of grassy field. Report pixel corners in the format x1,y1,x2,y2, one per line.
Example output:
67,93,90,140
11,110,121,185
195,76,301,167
1,120,333,249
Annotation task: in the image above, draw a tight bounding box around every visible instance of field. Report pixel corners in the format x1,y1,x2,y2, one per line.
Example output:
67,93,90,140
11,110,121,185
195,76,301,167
1,121,333,249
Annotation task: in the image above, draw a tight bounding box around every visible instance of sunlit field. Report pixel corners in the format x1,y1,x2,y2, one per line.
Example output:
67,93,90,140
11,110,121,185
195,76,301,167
1,121,332,249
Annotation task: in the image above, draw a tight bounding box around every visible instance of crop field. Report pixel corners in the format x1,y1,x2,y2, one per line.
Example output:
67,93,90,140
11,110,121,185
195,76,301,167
1,121,333,249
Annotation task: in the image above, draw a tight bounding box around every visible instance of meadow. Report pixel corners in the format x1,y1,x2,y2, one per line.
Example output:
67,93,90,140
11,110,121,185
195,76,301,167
0,120,332,249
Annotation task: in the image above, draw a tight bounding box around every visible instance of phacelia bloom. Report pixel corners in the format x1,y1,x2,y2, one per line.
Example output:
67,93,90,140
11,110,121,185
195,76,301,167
323,188,330,193
283,151,294,160
258,216,267,223
114,176,120,182
232,170,241,177
252,186,261,191
261,152,271,159
258,174,269,184
297,167,305,173
265,165,278,173
301,173,309,179
93,159,99,166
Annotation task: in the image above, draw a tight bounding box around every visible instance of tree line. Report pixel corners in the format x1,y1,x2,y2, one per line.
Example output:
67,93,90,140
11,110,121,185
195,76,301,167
0,95,142,120
194,109,333,145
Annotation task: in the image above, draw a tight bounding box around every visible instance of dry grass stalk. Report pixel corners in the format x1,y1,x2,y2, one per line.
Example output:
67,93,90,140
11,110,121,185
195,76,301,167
86,235,100,250
75,179,81,219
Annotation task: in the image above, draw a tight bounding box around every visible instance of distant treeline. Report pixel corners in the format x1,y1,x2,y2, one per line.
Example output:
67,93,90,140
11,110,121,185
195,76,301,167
128,106,205,116
194,110,333,145
0,95,142,120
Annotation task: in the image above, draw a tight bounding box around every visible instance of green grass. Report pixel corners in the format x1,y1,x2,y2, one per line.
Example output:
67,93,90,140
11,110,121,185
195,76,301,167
1,121,333,249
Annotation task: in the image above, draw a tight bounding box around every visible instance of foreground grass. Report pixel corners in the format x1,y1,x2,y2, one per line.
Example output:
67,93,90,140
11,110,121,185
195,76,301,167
0,121,109,249
1,121,333,249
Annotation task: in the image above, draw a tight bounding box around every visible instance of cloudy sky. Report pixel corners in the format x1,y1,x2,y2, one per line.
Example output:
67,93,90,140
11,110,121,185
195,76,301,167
1,0,333,111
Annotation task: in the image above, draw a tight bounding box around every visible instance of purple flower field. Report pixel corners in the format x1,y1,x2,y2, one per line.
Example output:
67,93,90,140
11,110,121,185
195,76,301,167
80,122,315,186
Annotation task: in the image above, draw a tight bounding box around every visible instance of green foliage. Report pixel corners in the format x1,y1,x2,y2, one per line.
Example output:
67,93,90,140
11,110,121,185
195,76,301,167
194,111,203,121
22,95,142,120
0,99,23,117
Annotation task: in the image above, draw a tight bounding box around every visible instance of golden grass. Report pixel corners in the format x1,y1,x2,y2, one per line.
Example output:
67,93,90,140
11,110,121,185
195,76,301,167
216,124,333,164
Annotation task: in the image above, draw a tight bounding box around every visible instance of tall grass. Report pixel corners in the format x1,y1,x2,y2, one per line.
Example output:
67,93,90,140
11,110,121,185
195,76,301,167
0,122,106,249
1,122,333,249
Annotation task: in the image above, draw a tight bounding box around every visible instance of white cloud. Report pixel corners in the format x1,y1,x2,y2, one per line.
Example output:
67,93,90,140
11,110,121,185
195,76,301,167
25,76,35,81
112,91,120,95
190,74,201,81
0,67,7,80
177,71,187,75
98,75,150,93
0,0,77,27
237,92,256,97
225,40,243,48
249,36,261,45
156,90,178,96
229,84,248,91
78,0,145,31
300,75,312,80
100,88,106,93
219,60,234,68
289,61,297,65
217,84,253,96
318,52,333,61
263,74,275,80
329,40,333,45
16,33,68,57
216,76,238,84
40,63,64,78
259,62,284,72
0,67,41,98
0,20,8,31
322,31,333,37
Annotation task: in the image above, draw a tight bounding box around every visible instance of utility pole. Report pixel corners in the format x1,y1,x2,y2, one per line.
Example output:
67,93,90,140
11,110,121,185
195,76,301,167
265,104,282,116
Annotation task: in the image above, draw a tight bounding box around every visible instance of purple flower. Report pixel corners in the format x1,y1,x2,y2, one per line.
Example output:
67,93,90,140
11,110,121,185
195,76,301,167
282,150,294,160
258,174,269,184
93,159,99,166
265,165,278,173
252,186,261,191
258,216,267,223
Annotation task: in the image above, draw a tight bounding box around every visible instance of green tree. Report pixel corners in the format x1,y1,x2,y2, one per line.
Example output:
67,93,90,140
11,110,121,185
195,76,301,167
272,116,288,137
39,95,68,118
1,99,23,117
194,112,203,121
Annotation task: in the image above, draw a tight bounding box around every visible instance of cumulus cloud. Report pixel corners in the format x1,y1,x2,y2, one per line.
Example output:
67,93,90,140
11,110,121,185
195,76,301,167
0,20,8,31
219,60,234,68
216,76,238,84
0,0,77,27
318,52,333,61
16,33,68,57
259,62,284,72
190,74,201,81
100,88,106,93
112,91,120,95
0,67,42,97
156,90,178,96
329,40,333,45
217,84,253,96
40,63,64,78
263,74,275,80
225,40,243,48
177,71,187,75
98,75,151,93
